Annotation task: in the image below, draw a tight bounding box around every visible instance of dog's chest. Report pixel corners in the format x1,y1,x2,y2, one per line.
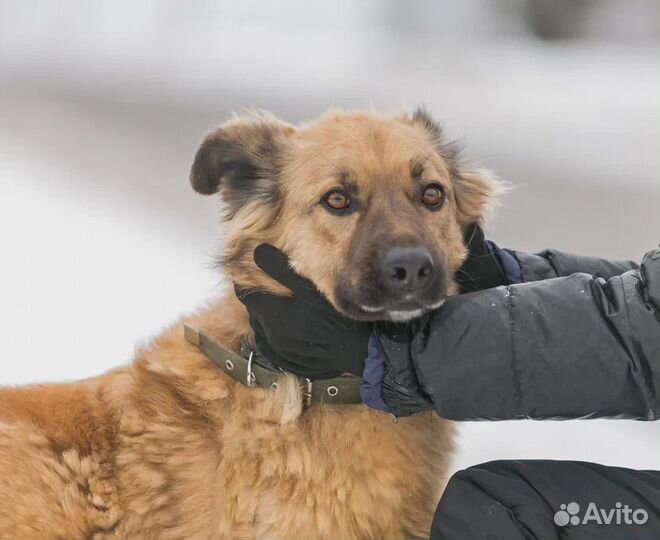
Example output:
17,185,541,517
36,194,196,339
115,319,453,540
214,397,452,540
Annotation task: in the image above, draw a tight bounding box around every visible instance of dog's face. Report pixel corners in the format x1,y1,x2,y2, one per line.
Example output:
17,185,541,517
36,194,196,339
191,109,499,322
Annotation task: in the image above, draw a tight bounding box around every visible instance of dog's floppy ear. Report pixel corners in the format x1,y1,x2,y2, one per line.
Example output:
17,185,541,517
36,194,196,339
410,107,504,227
190,114,293,214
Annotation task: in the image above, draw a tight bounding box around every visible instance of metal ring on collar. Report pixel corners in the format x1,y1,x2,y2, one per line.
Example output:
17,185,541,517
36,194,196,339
246,351,255,387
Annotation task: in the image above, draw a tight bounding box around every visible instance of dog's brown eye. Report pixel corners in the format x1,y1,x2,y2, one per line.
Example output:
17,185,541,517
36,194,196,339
323,190,351,211
421,185,445,209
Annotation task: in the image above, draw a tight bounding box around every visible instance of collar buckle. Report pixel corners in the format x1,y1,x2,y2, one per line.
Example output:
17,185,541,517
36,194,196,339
302,378,313,408
246,350,255,387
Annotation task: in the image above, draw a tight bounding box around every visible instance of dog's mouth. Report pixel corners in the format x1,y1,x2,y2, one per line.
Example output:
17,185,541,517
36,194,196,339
333,271,450,322
332,246,450,322
358,298,447,322
336,294,448,322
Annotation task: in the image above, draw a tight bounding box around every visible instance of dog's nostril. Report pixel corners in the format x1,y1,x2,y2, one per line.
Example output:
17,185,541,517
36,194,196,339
392,267,408,281
381,246,436,292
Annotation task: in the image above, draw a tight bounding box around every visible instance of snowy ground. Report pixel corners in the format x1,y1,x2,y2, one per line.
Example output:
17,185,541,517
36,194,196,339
1,2,659,476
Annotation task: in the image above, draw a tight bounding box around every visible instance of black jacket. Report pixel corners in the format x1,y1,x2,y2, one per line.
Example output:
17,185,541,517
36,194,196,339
375,247,660,540
377,247,660,421
431,460,660,539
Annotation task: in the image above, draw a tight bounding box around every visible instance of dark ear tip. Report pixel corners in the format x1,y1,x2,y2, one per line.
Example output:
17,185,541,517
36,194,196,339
412,105,429,118
411,106,440,133
190,170,219,195
190,138,223,195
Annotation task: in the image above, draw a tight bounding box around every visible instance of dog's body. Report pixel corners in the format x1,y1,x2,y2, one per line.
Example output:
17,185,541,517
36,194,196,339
0,109,498,539
0,298,451,539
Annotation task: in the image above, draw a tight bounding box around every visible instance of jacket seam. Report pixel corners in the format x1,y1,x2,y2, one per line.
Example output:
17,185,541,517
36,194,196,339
643,253,660,311
506,285,523,417
621,274,659,420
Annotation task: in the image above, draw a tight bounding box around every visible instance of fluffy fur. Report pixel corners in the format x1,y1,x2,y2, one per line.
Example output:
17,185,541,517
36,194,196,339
0,109,499,539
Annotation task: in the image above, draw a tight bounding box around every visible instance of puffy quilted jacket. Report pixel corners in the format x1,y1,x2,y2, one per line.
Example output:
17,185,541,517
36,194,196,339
377,247,660,420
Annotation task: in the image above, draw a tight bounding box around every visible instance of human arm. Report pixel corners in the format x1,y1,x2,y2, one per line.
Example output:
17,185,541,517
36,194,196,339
378,247,660,419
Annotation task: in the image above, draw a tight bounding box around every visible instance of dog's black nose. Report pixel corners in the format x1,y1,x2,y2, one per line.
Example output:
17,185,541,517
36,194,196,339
381,246,435,292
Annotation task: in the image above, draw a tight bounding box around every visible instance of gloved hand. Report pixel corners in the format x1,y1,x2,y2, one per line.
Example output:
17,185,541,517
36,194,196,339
234,244,372,379
456,223,510,293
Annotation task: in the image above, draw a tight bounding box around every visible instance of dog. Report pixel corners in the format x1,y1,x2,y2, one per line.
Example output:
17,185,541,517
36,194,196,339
0,108,500,539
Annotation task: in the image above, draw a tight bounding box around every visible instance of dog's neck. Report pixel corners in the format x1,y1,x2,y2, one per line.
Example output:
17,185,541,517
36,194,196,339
185,321,364,407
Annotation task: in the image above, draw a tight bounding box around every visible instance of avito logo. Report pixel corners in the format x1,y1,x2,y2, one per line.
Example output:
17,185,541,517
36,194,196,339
554,502,648,527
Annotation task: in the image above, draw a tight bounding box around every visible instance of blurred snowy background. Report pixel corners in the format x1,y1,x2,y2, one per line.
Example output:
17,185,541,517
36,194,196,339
1,0,659,475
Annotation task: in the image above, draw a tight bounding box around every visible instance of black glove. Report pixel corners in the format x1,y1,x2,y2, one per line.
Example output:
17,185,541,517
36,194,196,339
234,244,371,379
456,223,508,293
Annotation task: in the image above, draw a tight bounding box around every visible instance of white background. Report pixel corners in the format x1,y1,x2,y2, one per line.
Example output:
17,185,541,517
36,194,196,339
1,0,659,475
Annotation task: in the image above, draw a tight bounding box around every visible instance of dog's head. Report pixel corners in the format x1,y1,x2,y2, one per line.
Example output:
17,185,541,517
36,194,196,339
191,109,501,322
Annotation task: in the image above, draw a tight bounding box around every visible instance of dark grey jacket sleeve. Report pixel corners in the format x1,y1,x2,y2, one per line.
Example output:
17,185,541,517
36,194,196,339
512,248,639,281
431,460,660,540
379,248,660,421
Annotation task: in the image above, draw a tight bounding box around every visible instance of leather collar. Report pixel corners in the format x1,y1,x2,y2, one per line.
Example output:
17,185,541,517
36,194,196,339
183,324,364,407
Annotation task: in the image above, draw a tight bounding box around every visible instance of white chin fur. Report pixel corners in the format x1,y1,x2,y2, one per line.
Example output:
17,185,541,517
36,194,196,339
386,309,424,322
427,299,446,310
385,300,446,322
359,305,384,313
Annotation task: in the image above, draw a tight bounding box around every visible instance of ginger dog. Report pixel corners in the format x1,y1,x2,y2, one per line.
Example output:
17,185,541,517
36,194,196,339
0,109,500,539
